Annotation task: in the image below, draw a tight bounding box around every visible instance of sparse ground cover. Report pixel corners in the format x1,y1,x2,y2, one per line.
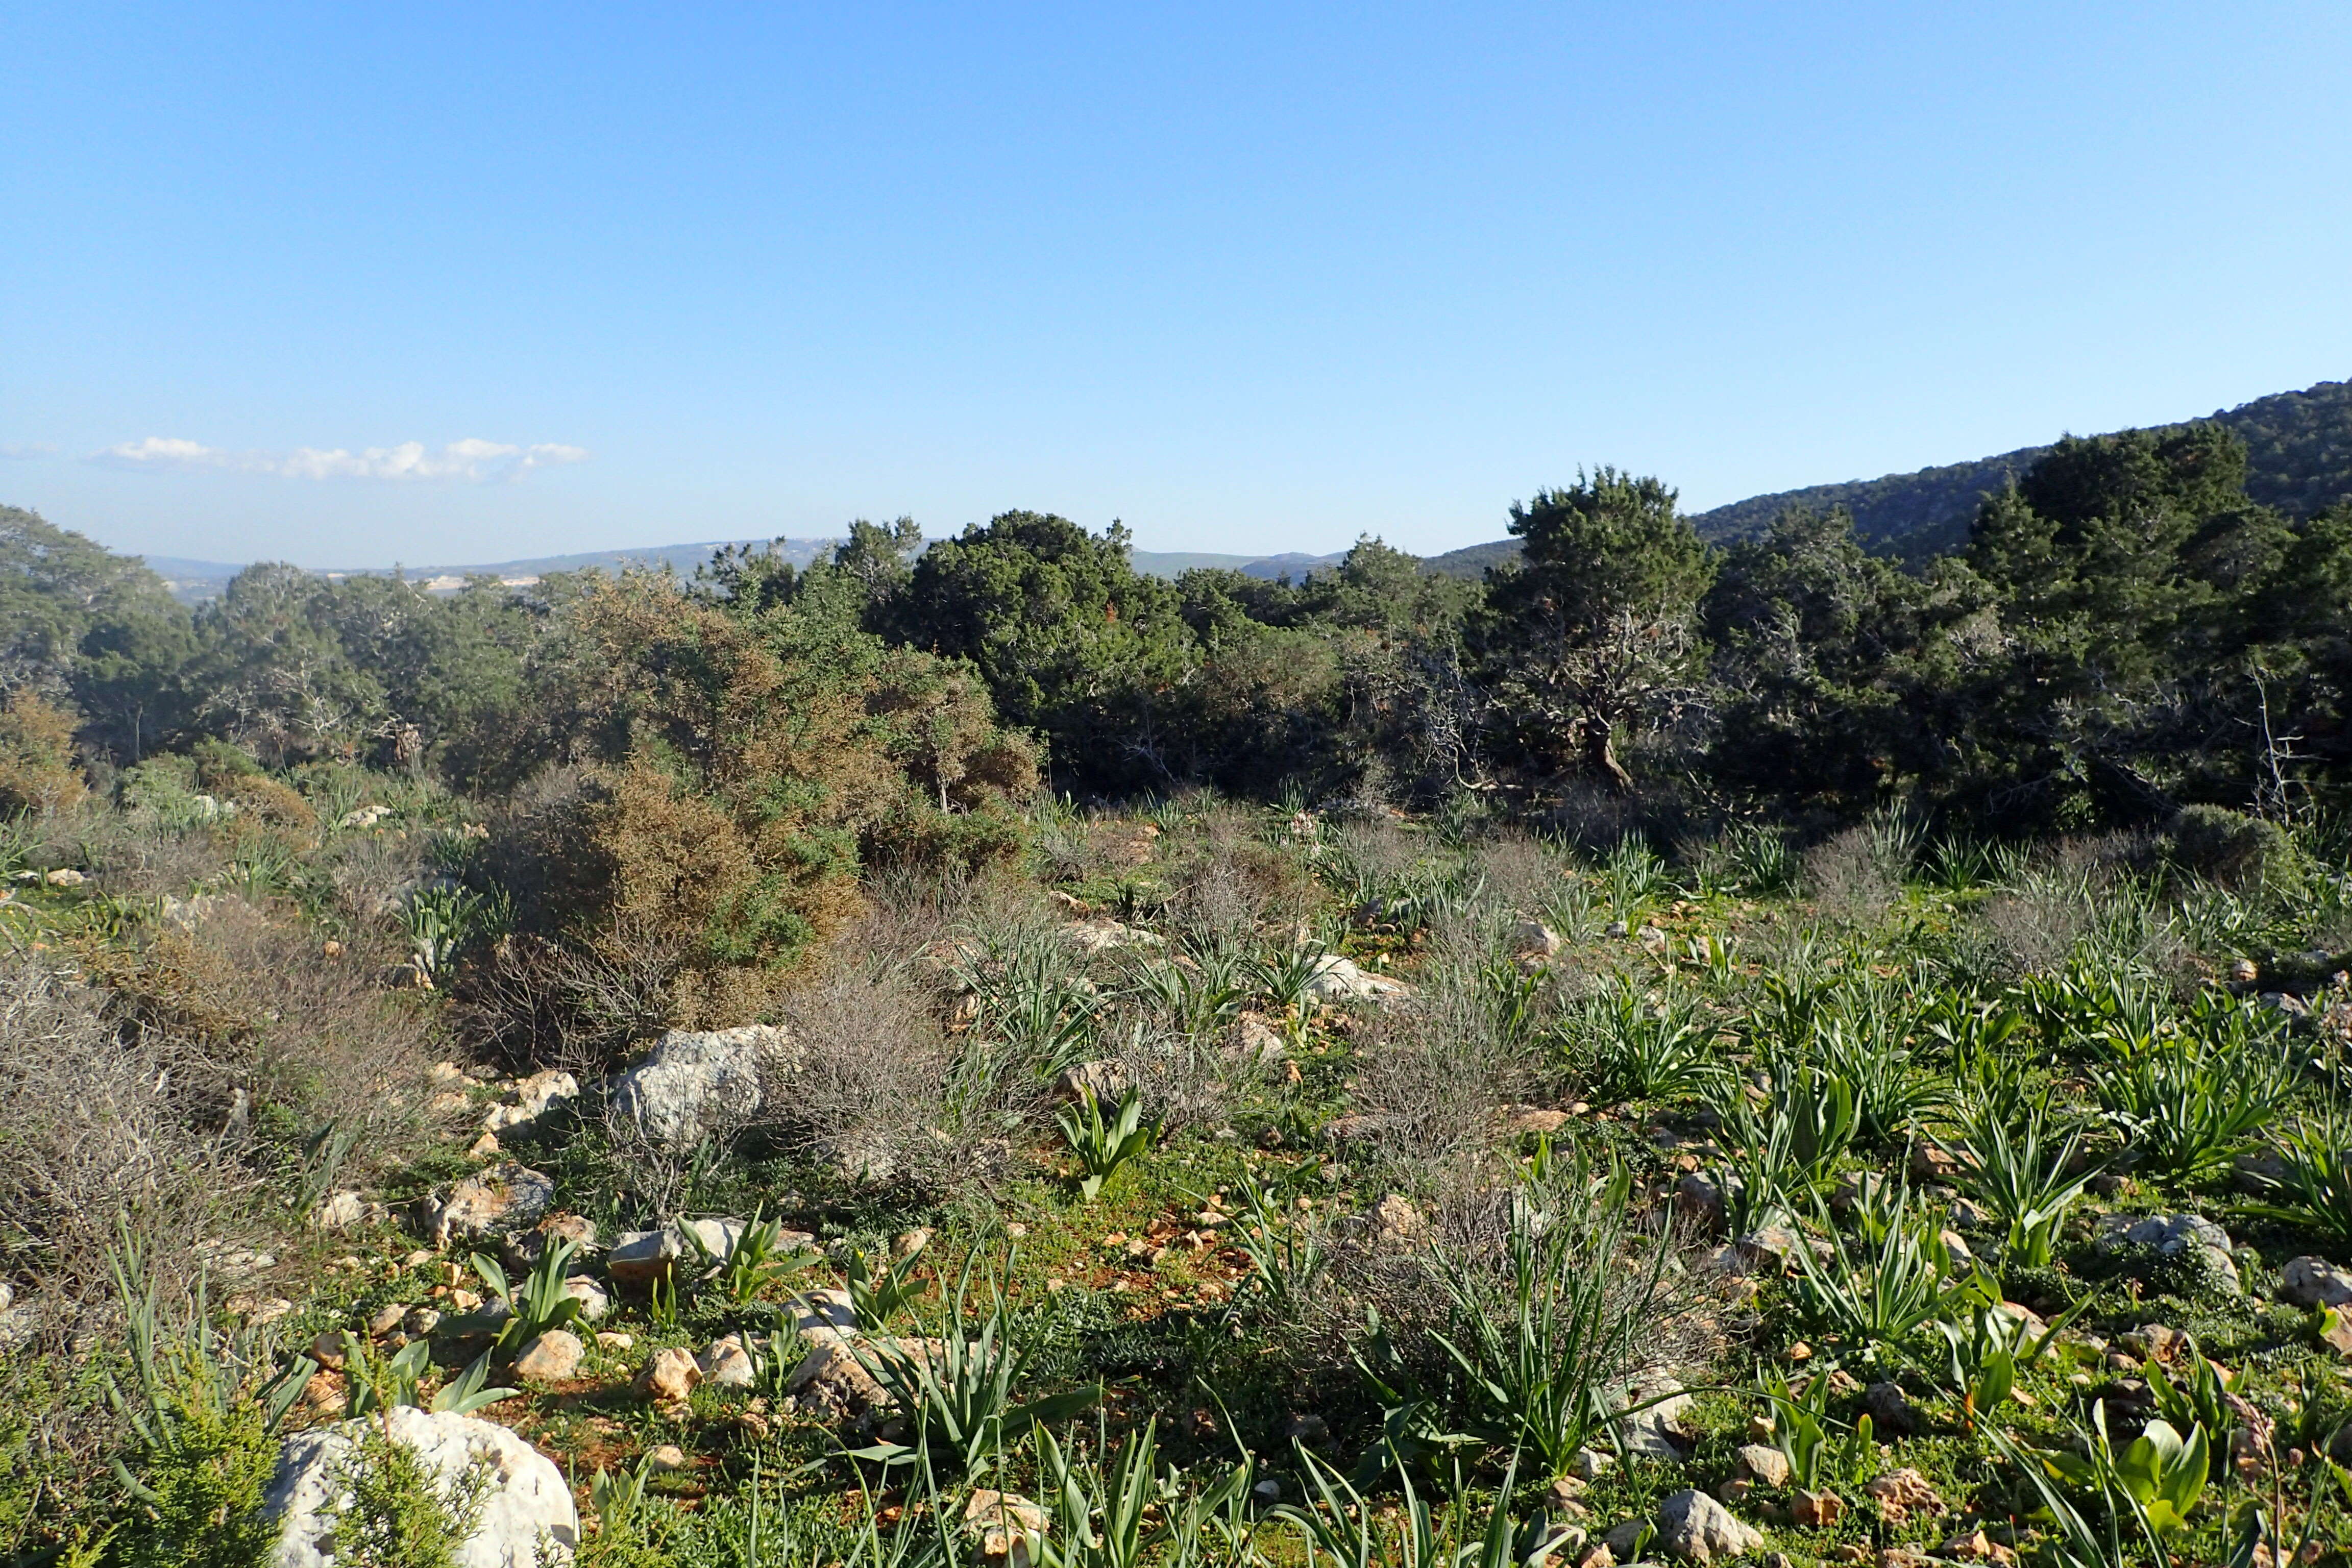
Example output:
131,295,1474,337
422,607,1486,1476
7,780,2352,1568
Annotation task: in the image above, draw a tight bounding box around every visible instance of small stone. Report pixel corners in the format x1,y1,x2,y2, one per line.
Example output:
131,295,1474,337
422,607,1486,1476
892,1227,934,1260
1285,1412,1329,1443
513,1330,584,1382
596,1331,635,1351
1252,1479,1282,1504
645,1443,689,1472
701,1336,757,1388
1675,1173,1725,1232
429,1161,555,1247
1657,1488,1763,1562
964,1489,1047,1566
2236,1152,2291,1194
2120,1324,2186,1363
1735,1443,1792,1488
1864,1468,1945,1526
638,1346,701,1405
366,1303,406,1337
560,1275,611,1322
298,1369,348,1418
1863,1381,1920,1436
2283,1257,2352,1309
1368,1193,1424,1247
1602,1521,1648,1556
308,1330,350,1368
1790,1490,1844,1528
1616,1374,1693,1457
1569,1447,1614,1482
401,1307,441,1336
1909,1140,1963,1182
1935,1528,2016,1564
309,1190,369,1232
1831,1171,1886,1215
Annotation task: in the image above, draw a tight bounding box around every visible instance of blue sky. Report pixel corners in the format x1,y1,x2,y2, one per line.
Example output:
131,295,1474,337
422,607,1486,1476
4,2,2349,568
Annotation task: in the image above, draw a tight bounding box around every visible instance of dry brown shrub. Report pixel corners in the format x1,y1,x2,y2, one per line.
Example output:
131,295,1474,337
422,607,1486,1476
0,957,251,1338
1802,823,1903,926
1468,832,1572,924
1262,1165,1725,1410
1346,985,1537,1180
68,813,228,897
0,689,85,818
70,901,447,1170
764,948,969,1191
1160,806,1317,948
468,579,1035,1054
317,827,431,924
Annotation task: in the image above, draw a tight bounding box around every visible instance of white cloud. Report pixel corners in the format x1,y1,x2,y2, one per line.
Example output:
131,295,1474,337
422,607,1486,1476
0,442,58,459
91,436,590,483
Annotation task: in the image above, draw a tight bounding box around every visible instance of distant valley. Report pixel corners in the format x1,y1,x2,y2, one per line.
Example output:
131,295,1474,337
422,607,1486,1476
141,377,2352,600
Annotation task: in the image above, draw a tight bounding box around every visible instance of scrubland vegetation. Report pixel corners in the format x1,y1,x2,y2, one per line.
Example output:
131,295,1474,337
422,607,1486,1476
3,416,2352,1568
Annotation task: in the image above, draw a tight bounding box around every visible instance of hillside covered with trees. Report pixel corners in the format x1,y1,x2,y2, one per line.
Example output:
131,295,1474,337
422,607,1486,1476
1437,378,2352,573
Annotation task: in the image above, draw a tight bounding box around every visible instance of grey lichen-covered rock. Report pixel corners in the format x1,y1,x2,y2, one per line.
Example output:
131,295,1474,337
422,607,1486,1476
784,1287,857,1336
1302,955,1412,1006
611,1025,792,1148
2097,1212,2242,1296
1613,1373,1694,1457
2282,1256,2352,1309
430,1163,554,1247
606,1217,796,1290
1655,1488,1763,1562
560,1275,610,1322
263,1406,577,1568
479,1070,578,1138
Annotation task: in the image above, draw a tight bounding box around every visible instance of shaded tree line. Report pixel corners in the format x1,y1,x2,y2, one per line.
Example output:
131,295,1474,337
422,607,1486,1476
5,410,2349,842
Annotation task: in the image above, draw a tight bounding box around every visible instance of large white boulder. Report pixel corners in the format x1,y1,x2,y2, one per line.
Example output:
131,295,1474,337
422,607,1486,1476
264,1406,577,1568
610,1025,792,1147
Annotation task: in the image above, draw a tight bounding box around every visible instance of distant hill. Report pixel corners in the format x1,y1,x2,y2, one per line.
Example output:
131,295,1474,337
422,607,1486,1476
1687,378,2352,562
1420,377,2352,574
148,538,842,603
1423,540,1519,579
148,538,1351,601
